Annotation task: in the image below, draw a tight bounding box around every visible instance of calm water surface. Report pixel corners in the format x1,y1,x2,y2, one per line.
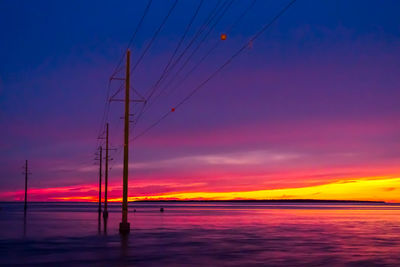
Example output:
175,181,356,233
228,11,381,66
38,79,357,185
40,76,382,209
1,202,400,266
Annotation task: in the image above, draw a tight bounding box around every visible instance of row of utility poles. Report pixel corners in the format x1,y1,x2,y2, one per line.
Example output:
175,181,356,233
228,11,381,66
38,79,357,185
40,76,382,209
97,49,136,234
23,160,30,211
96,123,110,219
23,50,134,235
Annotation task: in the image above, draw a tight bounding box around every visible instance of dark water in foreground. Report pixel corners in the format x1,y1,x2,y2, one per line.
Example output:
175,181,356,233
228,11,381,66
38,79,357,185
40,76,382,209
1,202,400,266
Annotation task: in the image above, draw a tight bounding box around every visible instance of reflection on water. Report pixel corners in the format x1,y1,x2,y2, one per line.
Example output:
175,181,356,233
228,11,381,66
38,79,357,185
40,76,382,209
1,202,400,265
97,212,102,235
120,231,129,264
23,210,27,238
103,216,108,235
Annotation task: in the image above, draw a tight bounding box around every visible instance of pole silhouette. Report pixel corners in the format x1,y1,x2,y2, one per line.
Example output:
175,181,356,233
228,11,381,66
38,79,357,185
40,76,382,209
24,160,28,211
119,49,131,234
103,123,109,219
98,146,102,213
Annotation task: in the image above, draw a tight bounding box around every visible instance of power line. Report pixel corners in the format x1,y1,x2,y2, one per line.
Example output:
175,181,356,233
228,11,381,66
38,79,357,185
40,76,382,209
101,0,180,170
143,0,204,106
109,0,221,166
145,0,226,100
133,0,297,141
134,0,233,126
133,0,224,127
110,0,153,79
226,0,256,33
150,0,224,90
95,0,153,152
155,0,256,106
132,0,205,130
175,0,297,110
131,0,179,73
95,80,112,143
162,0,234,92
96,0,153,155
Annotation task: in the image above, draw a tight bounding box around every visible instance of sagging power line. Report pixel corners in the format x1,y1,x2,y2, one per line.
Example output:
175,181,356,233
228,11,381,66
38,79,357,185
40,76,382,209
92,0,298,235
132,0,297,141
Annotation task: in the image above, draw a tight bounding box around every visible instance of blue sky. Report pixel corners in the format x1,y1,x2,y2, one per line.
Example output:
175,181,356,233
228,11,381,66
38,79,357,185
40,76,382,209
1,0,400,201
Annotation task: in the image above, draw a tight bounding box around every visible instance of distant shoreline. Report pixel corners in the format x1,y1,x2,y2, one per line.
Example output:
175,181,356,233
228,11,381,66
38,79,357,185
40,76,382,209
129,199,387,204
0,199,387,204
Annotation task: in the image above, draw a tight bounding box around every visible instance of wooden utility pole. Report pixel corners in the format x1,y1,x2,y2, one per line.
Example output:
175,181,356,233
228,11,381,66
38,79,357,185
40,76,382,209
103,123,109,219
24,160,28,211
98,146,102,213
119,49,131,234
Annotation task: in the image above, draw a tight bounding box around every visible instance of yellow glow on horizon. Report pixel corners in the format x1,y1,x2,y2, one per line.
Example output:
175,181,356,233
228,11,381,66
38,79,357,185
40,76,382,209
43,176,400,203
106,176,400,203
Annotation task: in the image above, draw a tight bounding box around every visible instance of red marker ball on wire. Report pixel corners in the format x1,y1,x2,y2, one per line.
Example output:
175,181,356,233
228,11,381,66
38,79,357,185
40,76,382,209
220,33,227,40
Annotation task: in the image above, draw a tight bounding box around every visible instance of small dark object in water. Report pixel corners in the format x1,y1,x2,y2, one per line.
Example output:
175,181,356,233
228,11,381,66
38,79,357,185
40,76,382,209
160,207,164,212
133,209,136,212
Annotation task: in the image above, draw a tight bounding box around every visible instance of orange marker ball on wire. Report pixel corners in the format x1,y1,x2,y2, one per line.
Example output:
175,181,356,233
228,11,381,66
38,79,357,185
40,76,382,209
220,33,227,40
248,40,253,49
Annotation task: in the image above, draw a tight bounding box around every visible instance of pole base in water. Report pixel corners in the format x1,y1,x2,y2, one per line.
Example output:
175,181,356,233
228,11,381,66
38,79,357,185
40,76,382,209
103,210,108,219
119,222,130,234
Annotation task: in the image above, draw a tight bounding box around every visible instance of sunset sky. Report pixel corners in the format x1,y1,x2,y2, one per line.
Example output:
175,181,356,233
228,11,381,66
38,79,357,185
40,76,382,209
1,0,400,202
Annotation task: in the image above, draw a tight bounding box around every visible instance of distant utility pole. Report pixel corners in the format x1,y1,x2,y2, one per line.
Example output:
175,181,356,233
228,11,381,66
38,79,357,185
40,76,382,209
98,146,102,213
119,49,131,234
103,123,109,219
23,160,29,211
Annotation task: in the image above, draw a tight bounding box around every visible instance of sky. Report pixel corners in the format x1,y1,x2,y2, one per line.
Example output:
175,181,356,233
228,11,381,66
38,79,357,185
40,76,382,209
1,0,400,202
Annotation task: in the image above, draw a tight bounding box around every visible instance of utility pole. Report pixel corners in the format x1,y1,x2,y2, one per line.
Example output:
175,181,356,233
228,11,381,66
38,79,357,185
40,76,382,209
119,49,131,234
24,160,28,211
103,123,109,219
98,146,102,213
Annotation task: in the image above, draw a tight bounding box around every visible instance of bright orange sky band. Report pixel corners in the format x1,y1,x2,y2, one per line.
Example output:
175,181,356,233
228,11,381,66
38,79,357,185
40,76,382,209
3,175,400,203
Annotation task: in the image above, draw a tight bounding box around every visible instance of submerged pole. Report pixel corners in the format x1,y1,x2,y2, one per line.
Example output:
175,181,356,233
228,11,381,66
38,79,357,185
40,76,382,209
103,123,109,218
119,49,130,234
24,160,28,211
98,146,102,213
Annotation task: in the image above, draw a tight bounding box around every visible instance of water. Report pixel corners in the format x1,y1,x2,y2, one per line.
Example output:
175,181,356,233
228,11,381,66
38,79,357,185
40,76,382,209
1,202,400,266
